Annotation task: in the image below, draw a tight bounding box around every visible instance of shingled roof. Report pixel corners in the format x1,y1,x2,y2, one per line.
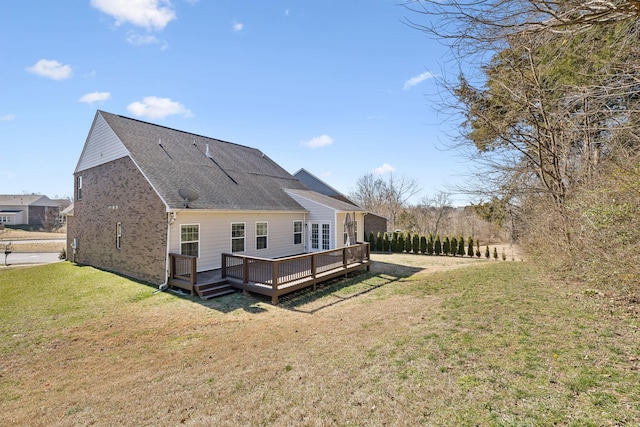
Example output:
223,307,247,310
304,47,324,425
96,111,308,211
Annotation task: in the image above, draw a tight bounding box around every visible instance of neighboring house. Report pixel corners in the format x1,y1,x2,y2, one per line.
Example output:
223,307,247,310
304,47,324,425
293,168,388,239
67,111,366,286
0,195,60,226
59,203,74,225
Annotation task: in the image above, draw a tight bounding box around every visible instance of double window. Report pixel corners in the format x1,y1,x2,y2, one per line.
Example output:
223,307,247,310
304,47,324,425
231,223,245,252
180,224,199,257
256,222,267,250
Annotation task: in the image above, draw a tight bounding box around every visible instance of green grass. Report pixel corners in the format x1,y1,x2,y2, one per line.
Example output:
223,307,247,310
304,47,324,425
1,260,639,426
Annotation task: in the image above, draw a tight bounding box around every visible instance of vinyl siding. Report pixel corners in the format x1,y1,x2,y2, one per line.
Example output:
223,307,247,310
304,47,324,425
169,211,307,271
75,113,129,173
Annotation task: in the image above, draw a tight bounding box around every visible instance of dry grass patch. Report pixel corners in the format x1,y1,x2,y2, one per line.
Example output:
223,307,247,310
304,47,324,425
1,257,639,426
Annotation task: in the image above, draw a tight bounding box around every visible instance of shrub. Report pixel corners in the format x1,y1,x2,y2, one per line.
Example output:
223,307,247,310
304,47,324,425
434,235,442,255
443,237,451,256
383,232,390,252
376,232,382,251
458,236,465,256
428,234,434,255
451,237,457,257
404,232,412,253
391,232,398,252
467,237,474,258
59,247,66,260
502,248,507,261
369,232,375,246
420,235,427,254
412,233,420,254
485,245,490,259
493,247,499,260
397,233,405,253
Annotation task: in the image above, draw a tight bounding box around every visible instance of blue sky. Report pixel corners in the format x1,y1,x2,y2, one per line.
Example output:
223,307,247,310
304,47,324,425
0,0,470,204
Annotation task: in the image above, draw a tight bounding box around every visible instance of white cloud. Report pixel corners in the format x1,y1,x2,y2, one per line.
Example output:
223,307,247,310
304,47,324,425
373,163,395,175
26,59,73,80
300,134,334,149
78,92,111,104
127,32,160,46
91,0,176,31
403,71,435,90
285,9,290,16
0,114,15,121
127,96,192,119
232,21,244,32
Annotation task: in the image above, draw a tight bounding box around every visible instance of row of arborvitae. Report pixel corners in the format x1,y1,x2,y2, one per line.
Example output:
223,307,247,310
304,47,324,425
367,231,498,258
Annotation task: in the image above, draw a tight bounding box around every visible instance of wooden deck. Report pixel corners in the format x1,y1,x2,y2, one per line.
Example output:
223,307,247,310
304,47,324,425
168,243,370,304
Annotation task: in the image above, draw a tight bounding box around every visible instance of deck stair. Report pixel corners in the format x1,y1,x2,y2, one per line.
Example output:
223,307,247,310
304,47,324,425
194,278,236,300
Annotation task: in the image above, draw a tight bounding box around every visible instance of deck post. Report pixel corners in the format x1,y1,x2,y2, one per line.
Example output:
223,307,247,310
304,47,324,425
343,247,348,277
169,254,175,280
243,258,249,284
272,261,279,291
221,254,227,278
190,256,197,285
311,254,317,290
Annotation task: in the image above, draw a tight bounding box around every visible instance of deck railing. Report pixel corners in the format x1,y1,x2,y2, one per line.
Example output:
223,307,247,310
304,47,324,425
221,243,370,291
168,252,197,285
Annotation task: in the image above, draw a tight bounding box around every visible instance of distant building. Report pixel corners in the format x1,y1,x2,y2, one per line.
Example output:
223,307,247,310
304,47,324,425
0,195,60,226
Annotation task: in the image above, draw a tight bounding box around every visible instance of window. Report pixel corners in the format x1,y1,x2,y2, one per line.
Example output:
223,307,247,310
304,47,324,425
231,223,245,252
116,222,122,249
256,222,267,250
77,176,83,200
322,224,330,250
180,224,199,257
311,223,319,249
293,221,302,245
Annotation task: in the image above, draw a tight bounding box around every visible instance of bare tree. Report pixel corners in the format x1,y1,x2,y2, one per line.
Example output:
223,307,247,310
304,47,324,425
349,173,421,231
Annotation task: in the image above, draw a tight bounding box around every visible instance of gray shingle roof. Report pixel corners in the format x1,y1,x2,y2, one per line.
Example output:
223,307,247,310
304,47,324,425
284,189,365,212
99,111,308,211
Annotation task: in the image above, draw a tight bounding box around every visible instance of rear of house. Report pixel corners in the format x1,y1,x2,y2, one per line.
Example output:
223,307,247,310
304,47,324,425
68,111,366,287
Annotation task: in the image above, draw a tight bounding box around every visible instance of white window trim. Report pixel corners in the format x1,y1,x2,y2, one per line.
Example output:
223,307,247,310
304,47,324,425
231,222,246,253
77,176,83,200
293,220,303,245
256,221,268,250
180,224,200,258
116,222,122,249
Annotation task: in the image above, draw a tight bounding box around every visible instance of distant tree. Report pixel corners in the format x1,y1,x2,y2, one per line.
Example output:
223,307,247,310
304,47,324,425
485,245,490,259
502,247,507,261
383,232,390,252
476,240,481,258
376,232,383,251
420,235,427,254
435,235,442,255
369,232,375,247
467,237,474,258
428,234,434,255
451,237,458,256
391,232,398,252
397,233,405,253
412,233,420,254
443,236,451,256
493,247,499,260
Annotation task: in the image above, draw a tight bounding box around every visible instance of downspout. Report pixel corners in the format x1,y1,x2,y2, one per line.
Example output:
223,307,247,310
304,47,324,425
158,211,175,291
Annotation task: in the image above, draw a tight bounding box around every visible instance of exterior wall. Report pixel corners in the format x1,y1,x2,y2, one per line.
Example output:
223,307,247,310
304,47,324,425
169,210,307,271
27,205,59,226
0,211,23,225
364,213,388,239
69,156,168,284
75,112,129,173
336,212,365,247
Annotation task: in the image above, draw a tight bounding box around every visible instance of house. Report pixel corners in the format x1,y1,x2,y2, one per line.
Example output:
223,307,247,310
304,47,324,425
293,168,388,240
67,111,368,294
0,195,60,227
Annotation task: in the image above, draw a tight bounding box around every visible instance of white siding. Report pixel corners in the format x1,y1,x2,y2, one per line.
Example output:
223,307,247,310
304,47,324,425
75,113,129,173
169,211,306,271
286,191,336,250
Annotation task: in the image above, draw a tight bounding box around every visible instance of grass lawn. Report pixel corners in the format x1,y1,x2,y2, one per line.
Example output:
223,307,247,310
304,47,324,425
1,257,639,426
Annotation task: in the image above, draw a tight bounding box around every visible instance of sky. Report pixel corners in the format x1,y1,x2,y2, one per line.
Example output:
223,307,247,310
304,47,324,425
0,0,472,205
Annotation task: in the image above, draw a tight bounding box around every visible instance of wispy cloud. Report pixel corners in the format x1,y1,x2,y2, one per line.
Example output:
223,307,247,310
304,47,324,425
90,0,176,31
403,71,435,90
373,163,395,175
285,9,290,16
27,59,72,80
127,96,192,119
0,114,15,121
79,92,111,104
300,134,334,149
126,32,161,46
231,20,244,32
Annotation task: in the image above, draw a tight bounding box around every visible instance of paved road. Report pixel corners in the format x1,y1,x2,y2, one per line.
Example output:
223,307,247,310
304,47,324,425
0,238,66,244
2,252,62,266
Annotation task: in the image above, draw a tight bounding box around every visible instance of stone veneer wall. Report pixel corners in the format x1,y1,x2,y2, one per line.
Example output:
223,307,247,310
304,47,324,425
68,156,168,284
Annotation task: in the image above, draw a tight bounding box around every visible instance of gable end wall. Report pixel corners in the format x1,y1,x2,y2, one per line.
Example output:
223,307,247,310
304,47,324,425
67,156,167,284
